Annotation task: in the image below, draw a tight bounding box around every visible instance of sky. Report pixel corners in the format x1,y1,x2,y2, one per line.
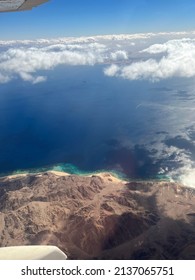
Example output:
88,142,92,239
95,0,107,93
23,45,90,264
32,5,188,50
1,0,195,39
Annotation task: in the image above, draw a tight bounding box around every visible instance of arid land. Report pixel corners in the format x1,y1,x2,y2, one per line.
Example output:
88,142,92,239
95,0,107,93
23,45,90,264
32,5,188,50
0,171,195,259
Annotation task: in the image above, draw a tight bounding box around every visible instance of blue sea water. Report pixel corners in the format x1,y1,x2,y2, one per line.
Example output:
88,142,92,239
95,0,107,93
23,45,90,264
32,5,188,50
0,65,195,181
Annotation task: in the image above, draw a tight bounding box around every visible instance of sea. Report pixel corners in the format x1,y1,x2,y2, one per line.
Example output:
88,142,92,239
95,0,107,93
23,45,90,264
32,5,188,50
0,65,195,186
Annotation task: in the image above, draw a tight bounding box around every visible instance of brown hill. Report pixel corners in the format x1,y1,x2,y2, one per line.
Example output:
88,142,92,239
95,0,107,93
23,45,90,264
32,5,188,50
0,171,195,259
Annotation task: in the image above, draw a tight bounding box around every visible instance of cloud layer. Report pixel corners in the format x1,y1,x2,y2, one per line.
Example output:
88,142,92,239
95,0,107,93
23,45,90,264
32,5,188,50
1,32,195,84
104,38,195,81
0,39,129,84
0,43,106,84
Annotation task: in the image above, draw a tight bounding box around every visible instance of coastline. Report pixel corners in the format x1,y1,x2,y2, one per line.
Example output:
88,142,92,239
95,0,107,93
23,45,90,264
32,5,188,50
2,170,194,192
0,162,130,183
2,170,128,184
0,161,177,186
1,162,188,188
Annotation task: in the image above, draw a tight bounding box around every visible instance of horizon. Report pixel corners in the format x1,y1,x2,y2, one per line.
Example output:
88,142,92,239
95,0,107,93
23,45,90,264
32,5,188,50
1,29,195,42
1,0,195,39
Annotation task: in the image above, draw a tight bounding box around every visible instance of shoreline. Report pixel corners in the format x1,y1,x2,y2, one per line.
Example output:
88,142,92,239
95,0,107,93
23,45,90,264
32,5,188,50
1,170,129,184
0,163,178,186
0,169,175,186
0,163,129,183
2,169,195,194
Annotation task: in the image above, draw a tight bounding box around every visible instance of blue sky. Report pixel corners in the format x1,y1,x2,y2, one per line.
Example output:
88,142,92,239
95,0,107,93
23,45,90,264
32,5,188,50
1,0,195,39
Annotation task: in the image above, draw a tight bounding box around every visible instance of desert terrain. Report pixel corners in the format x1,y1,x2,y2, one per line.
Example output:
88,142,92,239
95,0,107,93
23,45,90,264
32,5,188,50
0,172,195,259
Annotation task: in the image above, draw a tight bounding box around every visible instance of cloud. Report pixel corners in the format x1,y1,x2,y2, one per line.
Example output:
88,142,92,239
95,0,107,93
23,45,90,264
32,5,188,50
0,43,109,84
0,35,131,84
0,73,11,83
104,38,195,81
19,72,47,84
2,33,195,84
104,64,120,77
110,50,128,61
0,31,193,47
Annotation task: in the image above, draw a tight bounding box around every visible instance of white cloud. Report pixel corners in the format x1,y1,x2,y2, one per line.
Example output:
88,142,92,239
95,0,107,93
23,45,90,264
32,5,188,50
141,38,195,54
179,168,195,188
104,64,120,77
0,35,132,84
110,50,128,61
104,38,195,81
19,72,46,84
2,33,195,84
0,43,108,84
1,30,195,48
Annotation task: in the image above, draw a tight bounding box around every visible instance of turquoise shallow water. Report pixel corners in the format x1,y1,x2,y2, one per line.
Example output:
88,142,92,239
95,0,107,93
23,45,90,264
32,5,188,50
1,163,128,181
0,162,171,183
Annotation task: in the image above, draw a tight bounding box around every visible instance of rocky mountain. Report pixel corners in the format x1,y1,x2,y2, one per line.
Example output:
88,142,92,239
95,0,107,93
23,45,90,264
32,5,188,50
0,171,195,259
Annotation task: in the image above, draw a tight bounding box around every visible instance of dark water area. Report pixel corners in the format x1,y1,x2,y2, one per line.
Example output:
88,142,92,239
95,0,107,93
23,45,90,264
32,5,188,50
0,65,195,180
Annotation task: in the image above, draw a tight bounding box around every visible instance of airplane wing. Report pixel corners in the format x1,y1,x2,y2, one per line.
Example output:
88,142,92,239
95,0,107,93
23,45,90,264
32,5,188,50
0,0,49,12
0,246,67,260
